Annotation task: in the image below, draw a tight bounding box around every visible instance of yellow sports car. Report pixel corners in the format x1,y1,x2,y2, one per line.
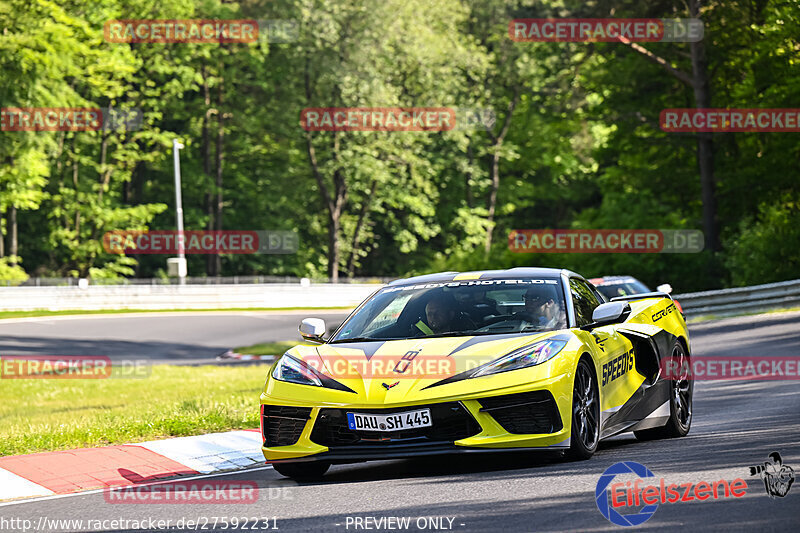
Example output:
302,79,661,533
260,268,692,479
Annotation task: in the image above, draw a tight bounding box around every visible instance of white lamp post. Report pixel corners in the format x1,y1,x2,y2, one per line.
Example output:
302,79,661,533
170,139,187,285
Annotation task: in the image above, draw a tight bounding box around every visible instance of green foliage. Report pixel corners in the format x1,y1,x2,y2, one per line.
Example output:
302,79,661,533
725,195,800,287
0,0,797,290
0,257,29,285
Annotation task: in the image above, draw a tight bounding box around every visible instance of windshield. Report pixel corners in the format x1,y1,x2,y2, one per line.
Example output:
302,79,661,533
330,278,568,342
595,279,650,300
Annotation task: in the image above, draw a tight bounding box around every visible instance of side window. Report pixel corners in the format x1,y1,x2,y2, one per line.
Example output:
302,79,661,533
570,279,602,326
590,284,608,303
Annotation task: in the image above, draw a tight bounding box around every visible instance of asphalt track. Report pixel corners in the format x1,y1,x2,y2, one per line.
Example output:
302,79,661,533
2,311,799,531
0,311,351,364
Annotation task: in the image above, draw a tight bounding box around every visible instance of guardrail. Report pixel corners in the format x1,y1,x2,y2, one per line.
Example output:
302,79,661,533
0,283,382,311
1,275,391,287
0,277,797,316
674,279,800,317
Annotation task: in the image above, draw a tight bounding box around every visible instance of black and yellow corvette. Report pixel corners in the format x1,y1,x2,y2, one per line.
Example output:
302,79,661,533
260,268,692,479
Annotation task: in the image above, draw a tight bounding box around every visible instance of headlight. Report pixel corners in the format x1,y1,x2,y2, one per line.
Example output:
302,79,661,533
271,354,355,392
424,338,568,389
470,339,567,377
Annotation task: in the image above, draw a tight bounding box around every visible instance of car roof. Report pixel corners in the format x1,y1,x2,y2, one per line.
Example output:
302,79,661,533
589,275,640,285
387,267,579,286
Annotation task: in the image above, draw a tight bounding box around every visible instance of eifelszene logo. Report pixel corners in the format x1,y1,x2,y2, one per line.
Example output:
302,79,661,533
596,462,659,526
595,461,747,527
749,452,795,498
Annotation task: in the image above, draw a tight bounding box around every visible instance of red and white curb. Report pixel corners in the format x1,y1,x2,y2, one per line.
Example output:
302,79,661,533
0,429,265,502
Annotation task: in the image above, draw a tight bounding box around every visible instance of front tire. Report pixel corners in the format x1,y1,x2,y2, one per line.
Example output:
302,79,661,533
634,340,693,440
566,357,600,460
272,461,330,481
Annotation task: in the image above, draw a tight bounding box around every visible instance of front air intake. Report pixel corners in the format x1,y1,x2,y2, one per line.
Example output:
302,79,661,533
261,405,312,447
478,391,562,434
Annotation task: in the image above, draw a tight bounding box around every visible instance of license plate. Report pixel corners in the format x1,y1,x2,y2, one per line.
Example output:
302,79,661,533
346,409,432,431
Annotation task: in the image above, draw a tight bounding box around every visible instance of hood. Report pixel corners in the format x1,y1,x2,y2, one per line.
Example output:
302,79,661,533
285,331,563,403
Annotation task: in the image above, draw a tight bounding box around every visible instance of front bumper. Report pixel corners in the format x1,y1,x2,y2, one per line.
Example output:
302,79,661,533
260,373,574,464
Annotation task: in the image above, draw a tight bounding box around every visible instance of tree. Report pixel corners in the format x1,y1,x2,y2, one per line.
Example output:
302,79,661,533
274,0,485,281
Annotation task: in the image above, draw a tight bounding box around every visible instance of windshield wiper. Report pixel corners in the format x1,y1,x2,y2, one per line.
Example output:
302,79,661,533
329,336,379,344
520,325,548,332
417,331,476,338
480,324,517,332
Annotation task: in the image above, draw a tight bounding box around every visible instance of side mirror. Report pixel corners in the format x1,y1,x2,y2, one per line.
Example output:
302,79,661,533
656,283,673,294
299,318,326,343
582,302,631,330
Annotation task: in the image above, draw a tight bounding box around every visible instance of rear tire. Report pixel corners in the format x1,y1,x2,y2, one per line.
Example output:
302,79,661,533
566,357,600,460
634,340,693,440
272,461,330,480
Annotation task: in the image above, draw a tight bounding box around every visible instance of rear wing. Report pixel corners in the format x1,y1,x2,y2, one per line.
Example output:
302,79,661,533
610,291,673,303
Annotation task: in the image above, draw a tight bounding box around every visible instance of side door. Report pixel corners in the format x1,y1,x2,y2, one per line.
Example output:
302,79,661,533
569,278,640,435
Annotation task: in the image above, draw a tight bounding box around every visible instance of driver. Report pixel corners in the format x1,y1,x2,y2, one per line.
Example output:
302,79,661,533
515,285,567,329
415,293,473,335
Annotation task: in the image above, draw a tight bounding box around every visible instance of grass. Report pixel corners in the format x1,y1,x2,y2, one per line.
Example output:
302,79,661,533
0,307,353,320
233,340,299,355
0,364,270,456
